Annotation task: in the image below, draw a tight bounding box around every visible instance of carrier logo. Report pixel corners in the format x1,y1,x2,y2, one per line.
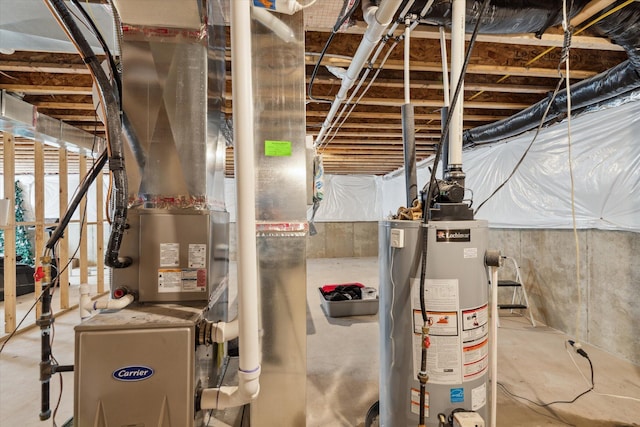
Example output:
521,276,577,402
112,366,154,382
436,229,471,242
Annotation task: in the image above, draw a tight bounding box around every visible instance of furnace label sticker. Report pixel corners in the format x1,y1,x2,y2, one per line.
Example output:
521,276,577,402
158,269,182,292
188,244,207,268
159,243,180,267
410,388,429,416
462,304,489,343
181,269,207,292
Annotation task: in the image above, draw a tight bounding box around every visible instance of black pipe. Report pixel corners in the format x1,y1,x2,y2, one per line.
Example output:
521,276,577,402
46,150,108,250
44,0,131,269
37,259,53,421
411,0,591,36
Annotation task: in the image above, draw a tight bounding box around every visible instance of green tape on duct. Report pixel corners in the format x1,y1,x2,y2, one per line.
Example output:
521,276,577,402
265,140,292,157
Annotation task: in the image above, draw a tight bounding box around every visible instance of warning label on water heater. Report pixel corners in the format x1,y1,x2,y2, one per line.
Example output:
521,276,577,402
411,278,463,385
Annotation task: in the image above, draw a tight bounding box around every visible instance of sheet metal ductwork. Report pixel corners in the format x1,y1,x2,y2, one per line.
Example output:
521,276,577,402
404,1,640,145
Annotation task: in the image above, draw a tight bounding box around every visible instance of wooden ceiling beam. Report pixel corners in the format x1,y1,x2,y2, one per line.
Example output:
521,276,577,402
0,60,89,74
306,23,623,51
305,110,505,121
307,55,599,79
307,76,552,95
0,84,92,95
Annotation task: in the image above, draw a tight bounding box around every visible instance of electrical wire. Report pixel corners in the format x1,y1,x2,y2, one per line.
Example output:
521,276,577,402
307,0,361,103
474,2,576,215
497,354,594,408
472,77,564,215
71,0,122,99
560,0,583,343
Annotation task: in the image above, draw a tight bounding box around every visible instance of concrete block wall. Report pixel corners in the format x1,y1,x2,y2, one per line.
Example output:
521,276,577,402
489,229,640,366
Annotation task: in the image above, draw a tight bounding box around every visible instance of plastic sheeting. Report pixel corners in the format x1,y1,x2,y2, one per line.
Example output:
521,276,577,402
230,97,640,230
385,95,640,231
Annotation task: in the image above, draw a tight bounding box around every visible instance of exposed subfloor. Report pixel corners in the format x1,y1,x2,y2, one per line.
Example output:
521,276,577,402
1,257,639,426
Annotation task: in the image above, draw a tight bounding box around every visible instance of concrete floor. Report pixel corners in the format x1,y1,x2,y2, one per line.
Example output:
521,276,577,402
1,257,639,426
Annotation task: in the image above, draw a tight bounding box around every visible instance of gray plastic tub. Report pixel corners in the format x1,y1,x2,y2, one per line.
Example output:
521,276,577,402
318,288,379,317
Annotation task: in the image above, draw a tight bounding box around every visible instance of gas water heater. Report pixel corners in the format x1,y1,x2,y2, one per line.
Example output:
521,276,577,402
379,218,489,426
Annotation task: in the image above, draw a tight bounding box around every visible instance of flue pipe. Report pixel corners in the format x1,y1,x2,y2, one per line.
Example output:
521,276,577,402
314,0,405,146
448,0,465,172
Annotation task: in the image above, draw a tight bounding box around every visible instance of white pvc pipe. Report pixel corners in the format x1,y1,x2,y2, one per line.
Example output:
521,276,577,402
490,266,499,427
93,294,135,310
211,318,240,343
201,0,261,410
79,284,135,319
314,0,404,146
439,26,450,108
449,0,465,166
79,284,93,320
404,18,411,104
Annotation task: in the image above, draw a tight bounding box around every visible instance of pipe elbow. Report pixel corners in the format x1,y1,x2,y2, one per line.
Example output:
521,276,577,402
211,318,239,343
199,366,261,410
363,6,378,26
93,294,135,311
79,284,93,320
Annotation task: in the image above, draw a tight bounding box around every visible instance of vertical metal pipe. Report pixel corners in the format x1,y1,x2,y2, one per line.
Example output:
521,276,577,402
448,0,465,169
402,104,417,205
402,18,417,205
439,26,450,174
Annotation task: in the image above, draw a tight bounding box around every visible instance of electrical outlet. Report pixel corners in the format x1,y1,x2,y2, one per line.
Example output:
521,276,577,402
390,228,404,248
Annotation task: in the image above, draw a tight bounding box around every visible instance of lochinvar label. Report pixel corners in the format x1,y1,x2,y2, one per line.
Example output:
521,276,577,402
436,229,471,242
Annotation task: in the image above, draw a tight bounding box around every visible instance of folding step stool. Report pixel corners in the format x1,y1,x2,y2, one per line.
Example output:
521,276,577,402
496,256,535,327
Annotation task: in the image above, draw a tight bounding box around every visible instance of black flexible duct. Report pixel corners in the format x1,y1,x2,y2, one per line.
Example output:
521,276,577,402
408,1,640,146
464,60,640,145
411,0,591,37
43,0,131,269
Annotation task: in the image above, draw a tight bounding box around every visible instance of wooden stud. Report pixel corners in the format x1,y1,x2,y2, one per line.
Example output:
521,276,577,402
58,148,70,309
2,133,17,333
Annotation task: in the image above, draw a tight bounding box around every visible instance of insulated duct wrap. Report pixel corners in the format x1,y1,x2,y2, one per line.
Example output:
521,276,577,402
412,0,591,36
409,0,640,146
464,60,640,145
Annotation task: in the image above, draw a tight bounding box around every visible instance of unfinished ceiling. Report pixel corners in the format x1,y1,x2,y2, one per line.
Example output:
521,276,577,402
0,0,633,176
